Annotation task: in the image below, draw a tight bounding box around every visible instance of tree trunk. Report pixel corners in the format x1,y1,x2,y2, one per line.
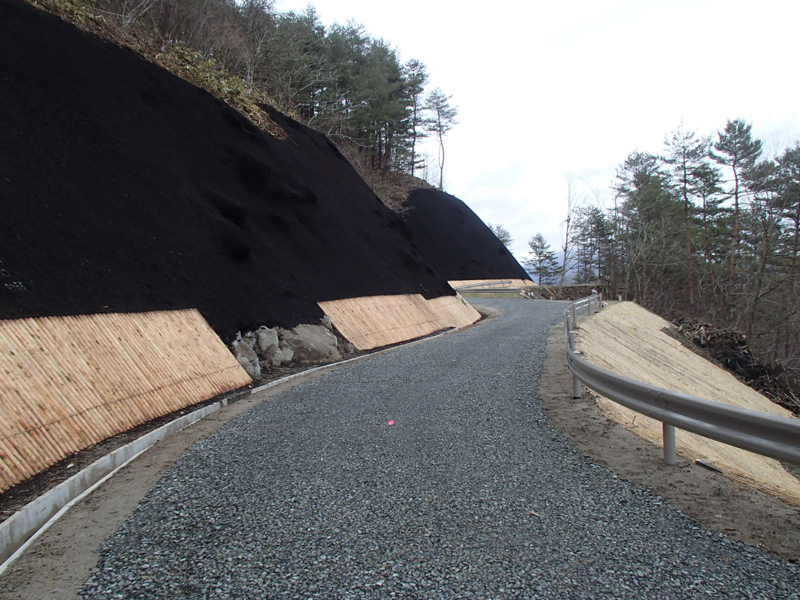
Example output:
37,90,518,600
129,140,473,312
727,168,741,324
682,169,695,307
437,133,445,190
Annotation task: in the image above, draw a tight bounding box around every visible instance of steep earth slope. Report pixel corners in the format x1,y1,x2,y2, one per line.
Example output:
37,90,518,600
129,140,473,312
577,302,800,506
0,0,457,342
0,0,532,344
402,189,532,282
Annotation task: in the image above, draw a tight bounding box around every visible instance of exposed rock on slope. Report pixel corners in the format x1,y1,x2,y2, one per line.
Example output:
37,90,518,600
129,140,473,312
0,0,454,342
402,189,532,282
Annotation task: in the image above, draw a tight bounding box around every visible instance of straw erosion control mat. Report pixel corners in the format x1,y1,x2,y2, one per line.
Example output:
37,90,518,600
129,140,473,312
576,301,800,506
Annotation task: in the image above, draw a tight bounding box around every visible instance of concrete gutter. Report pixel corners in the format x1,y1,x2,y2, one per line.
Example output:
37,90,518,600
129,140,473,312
0,324,471,574
0,401,229,571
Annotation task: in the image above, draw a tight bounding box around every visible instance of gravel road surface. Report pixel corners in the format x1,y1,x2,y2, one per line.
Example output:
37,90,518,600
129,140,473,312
78,300,800,599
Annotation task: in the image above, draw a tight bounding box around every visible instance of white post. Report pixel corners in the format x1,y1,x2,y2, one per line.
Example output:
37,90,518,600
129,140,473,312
569,330,582,399
572,373,582,399
663,423,677,465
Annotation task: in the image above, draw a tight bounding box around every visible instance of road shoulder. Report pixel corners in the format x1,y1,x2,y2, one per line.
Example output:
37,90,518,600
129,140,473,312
0,323,481,600
539,323,800,564
0,365,359,600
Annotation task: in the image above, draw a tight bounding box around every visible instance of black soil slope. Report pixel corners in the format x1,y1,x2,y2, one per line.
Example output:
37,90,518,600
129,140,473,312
403,189,532,282
0,0,454,341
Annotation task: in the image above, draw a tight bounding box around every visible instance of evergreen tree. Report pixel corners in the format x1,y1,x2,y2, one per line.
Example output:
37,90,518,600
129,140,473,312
663,125,712,307
777,143,800,285
424,88,457,190
613,151,683,311
774,143,800,363
710,118,763,312
263,8,330,120
488,223,513,248
740,158,784,337
525,233,559,285
402,59,429,177
690,161,726,317
573,205,612,284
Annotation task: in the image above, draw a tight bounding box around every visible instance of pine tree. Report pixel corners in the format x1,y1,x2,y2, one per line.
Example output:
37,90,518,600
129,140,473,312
424,88,457,190
663,125,712,307
402,59,429,177
613,151,683,310
710,118,763,316
488,223,513,248
525,233,559,285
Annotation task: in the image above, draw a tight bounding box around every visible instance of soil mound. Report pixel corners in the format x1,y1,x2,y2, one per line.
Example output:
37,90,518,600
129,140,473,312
675,320,800,416
577,302,800,506
0,0,459,342
402,189,531,282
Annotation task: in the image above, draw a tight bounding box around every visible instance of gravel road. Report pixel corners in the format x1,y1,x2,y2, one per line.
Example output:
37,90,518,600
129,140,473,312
78,300,800,599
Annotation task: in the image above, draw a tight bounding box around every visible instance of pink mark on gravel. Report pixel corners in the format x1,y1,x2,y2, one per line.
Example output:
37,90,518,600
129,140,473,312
388,420,395,426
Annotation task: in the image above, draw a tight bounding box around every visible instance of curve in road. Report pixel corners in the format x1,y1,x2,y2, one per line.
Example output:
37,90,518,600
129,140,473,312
77,299,799,599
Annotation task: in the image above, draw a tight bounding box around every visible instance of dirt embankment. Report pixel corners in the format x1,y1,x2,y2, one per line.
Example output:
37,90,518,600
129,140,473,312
401,189,532,282
574,302,800,505
0,0,528,345
0,0,444,341
541,301,800,562
539,318,800,564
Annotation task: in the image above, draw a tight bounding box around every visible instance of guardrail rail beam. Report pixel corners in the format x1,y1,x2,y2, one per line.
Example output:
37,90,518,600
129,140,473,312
563,294,800,465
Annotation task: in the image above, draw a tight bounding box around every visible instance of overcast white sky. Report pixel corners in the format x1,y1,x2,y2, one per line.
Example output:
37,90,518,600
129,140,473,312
277,0,800,262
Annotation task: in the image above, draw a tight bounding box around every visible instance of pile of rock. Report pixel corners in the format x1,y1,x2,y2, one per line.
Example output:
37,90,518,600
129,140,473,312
231,317,347,379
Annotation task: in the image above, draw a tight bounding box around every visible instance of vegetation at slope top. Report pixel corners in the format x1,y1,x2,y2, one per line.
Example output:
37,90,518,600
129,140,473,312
25,0,455,205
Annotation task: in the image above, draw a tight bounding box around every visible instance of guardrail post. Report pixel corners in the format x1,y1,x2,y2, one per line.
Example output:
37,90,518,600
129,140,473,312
663,423,677,465
572,372,582,399
563,292,800,465
568,330,582,399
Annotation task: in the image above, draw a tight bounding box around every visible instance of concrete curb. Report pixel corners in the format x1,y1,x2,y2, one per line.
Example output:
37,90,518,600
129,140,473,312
0,401,226,572
0,324,471,573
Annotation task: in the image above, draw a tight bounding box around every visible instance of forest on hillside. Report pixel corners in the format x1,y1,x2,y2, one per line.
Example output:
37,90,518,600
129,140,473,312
527,120,800,385
49,0,456,199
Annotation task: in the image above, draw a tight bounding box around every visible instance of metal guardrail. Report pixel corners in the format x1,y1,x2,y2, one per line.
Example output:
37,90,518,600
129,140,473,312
564,294,800,465
453,280,513,290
